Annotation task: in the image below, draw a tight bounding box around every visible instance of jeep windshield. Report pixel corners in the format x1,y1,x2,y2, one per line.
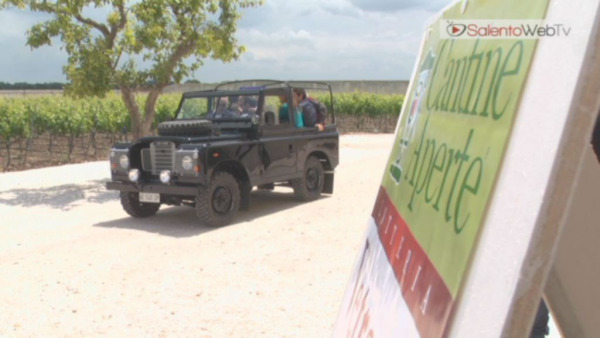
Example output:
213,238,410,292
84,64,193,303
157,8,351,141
175,92,260,121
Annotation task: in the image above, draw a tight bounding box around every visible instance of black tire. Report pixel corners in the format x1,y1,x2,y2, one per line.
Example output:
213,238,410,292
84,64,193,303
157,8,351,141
120,192,160,218
196,172,240,227
292,156,324,201
157,120,213,137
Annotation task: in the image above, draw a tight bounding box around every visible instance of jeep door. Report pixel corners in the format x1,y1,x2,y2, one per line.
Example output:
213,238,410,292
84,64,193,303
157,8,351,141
259,94,299,181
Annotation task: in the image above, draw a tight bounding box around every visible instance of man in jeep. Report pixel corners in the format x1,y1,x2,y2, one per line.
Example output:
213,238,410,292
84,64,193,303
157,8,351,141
238,95,258,117
293,88,324,131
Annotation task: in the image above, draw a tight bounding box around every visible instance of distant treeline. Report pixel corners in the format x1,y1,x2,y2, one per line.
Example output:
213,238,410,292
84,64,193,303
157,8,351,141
0,80,206,91
0,82,66,90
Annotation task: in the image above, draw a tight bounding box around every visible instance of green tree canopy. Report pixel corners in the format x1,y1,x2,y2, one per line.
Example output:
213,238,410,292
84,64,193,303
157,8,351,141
2,0,263,137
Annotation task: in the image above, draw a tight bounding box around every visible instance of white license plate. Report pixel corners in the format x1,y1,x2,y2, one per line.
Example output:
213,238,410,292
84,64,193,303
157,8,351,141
139,192,160,203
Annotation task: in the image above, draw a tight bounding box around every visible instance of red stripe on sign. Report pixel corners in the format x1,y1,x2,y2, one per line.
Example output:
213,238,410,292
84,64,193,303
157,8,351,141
372,186,454,338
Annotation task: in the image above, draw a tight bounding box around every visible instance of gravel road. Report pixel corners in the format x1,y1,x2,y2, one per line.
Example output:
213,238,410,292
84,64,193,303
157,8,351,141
0,134,395,337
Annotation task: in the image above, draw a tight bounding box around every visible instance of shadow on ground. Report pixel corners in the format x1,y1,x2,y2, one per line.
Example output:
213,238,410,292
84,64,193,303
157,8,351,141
0,179,117,210
94,188,326,238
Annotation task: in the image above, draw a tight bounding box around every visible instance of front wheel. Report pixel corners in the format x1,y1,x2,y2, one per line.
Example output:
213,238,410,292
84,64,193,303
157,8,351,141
292,156,324,201
120,192,160,218
196,172,240,227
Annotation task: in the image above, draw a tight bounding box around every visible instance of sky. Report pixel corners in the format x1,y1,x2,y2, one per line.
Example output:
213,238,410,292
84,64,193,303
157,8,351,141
0,0,451,84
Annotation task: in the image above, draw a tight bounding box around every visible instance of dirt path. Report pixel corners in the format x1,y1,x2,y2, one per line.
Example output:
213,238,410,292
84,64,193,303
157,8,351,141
0,134,395,337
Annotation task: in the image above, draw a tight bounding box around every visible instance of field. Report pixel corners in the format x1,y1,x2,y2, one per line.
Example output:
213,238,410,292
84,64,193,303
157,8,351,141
0,92,403,171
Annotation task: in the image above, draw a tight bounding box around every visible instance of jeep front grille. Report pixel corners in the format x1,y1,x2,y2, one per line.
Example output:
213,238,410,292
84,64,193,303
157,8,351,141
148,141,175,175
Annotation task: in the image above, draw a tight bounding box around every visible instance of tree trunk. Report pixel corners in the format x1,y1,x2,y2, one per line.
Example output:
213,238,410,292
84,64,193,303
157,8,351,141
120,85,165,139
48,134,53,153
23,136,33,165
4,142,11,169
67,135,75,161
120,87,145,139
142,88,163,135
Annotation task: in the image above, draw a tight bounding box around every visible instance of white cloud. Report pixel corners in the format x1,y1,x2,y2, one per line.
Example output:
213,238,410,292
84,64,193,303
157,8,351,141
0,0,444,83
348,0,450,12
321,1,363,17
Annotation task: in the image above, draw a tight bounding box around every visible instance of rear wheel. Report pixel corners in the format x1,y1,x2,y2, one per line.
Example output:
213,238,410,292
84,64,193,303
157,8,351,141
292,156,324,201
120,192,160,218
196,172,240,227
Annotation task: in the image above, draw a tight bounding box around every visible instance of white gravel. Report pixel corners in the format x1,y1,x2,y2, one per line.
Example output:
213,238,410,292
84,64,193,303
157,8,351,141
0,134,395,337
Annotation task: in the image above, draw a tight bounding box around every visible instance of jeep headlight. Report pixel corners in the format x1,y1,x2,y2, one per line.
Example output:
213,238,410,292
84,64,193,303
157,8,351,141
181,156,193,171
128,169,140,182
176,149,200,174
160,170,172,184
119,154,130,169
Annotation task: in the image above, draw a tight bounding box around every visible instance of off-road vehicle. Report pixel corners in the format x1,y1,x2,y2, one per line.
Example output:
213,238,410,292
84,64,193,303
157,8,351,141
106,80,339,226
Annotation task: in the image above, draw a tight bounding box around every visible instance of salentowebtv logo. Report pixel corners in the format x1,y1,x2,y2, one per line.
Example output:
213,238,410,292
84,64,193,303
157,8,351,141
441,20,572,39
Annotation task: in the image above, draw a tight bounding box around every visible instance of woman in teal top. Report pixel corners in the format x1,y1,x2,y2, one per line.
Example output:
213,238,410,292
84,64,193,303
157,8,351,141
279,95,304,128
278,95,290,123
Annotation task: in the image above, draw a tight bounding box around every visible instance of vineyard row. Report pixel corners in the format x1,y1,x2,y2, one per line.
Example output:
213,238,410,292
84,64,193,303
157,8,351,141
0,115,399,171
0,92,404,141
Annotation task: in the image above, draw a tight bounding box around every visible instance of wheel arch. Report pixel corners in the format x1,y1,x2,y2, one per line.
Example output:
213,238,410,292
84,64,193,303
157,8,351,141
305,150,333,171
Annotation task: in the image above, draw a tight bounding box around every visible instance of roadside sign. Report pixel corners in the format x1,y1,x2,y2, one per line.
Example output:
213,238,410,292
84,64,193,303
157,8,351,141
334,0,600,336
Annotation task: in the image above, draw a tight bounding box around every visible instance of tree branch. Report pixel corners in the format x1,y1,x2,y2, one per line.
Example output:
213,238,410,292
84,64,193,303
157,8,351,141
141,41,195,129
73,13,110,37
118,0,127,25
112,49,123,71
169,3,180,20
108,0,128,47
159,40,195,86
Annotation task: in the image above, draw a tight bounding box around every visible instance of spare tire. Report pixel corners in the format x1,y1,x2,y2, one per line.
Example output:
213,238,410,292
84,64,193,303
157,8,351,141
157,120,213,137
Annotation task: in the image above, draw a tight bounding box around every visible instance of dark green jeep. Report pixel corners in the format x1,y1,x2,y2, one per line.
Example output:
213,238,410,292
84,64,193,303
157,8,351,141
106,80,339,226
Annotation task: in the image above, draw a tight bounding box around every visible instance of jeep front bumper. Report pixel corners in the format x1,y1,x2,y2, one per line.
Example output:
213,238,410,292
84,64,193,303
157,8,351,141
106,181,200,196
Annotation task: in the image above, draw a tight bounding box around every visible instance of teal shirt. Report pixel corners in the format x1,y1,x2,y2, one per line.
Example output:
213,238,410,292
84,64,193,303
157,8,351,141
279,103,290,123
279,103,304,127
294,108,304,128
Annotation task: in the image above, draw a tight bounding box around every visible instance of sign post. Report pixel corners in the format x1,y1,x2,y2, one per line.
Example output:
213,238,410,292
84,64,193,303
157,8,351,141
334,0,600,336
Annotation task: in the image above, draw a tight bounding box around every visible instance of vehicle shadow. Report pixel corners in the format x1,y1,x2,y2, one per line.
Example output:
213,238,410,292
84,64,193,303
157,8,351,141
0,179,117,210
237,189,311,222
93,188,325,238
94,206,216,238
